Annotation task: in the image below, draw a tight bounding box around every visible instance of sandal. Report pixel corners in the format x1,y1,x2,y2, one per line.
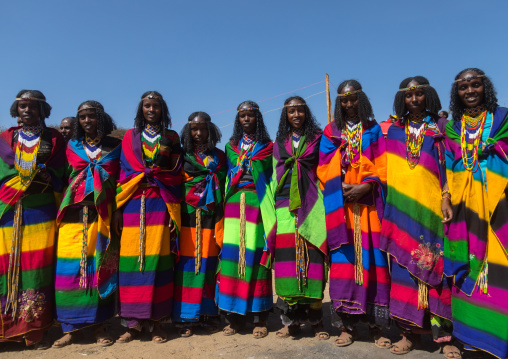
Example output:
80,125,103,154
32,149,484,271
312,323,330,340
442,344,462,359
202,324,220,334
117,328,140,344
335,327,357,347
34,338,52,350
390,333,420,355
52,332,78,349
276,324,300,339
94,326,114,347
152,327,168,344
222,324,239,336
179,327,193,338
369,327,391,349
253,322,268,339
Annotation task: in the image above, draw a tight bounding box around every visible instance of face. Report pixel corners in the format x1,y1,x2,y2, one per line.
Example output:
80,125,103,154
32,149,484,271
404,80,426,114
17,96,40,126
286,99,306,129
142,98,162,124
339,86,359,118
456,71,485,108
238,106,257,134
78,108,99,138
189,117,209,145
60,119,73,141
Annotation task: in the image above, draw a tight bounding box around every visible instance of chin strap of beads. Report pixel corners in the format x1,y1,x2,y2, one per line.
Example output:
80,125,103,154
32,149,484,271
138,189,146,271
195,208,202,275
79,206,89,288
417,280,429,310
478,261,488,294
353,203,363,285
238,191,247,278
5,199,23,317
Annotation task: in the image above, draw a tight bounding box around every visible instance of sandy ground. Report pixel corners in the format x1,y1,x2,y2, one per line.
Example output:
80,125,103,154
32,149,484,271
1,284,450,359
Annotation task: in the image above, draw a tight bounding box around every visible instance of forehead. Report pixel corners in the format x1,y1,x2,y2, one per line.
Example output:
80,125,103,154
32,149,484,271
239,109,257,116
60,119,72,125
287,99,304,106
18,99,37,106
143,98,160,106
78,108,97,116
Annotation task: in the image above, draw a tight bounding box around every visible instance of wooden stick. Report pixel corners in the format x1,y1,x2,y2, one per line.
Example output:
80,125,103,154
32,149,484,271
326,74,333,123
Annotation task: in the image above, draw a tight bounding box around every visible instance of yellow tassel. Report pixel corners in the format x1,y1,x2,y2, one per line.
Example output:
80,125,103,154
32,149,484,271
238,191,247,278
353,203,363,285
5,199,23,316
79,206,89,288
478,262,488,294
417,279,429,310
138,189,146,271
195,208,202,275
295,215,308,291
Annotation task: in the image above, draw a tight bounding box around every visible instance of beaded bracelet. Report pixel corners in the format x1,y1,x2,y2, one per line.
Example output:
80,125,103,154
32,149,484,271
442,190,451,199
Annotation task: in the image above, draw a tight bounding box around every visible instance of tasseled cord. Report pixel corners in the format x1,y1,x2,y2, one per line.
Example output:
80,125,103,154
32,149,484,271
79,206,89,288
478,262,488,294
138,189,146,271
5,199,23,316
353,203,363,285
417,280,429,310
238,191,247,278
195,208,202,275
295,214,308,291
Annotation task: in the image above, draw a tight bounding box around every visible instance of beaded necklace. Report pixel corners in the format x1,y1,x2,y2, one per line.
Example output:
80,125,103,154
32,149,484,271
405,114,429,169
15,125,42,186
460,109,487,171
84,135,102,161
292,127,304,148
407,111,427,122
142,124,161,165
194,143,208,154
241,132,255,151
345,119,362,168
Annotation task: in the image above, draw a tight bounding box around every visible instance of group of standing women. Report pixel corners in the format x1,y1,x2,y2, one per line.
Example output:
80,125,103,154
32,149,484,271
0,67,506,359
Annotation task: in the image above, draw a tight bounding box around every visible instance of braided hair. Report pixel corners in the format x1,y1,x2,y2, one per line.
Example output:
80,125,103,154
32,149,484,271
229,100,271,145
74,100,116,140
134,91,172,133
181,111,222,153
393,76,442,124
276,96,321,143
449,68,498,122
10,90,52,127
334,80,374,129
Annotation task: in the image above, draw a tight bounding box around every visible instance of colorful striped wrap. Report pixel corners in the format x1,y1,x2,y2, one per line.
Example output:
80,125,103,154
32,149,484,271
117,129,182,324
173,148,226,322
445,107,508,358
318,121,390,319
55,137,120,332
0,127,65,344
380,117,452,328
215,140,274,315
270,134,327,304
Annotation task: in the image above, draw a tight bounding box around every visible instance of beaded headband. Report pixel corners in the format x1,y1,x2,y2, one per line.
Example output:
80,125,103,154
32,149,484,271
142,94,162,101
284,103,305,108
238,107,259,113
455,74,485,83
16,96,46,102
337,90,362,97
78,105,99,113
398,84,429,92
188,117,210,124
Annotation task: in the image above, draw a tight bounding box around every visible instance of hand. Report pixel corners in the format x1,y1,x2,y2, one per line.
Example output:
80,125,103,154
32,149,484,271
441,197,453,224
168,220,176,234
111,210,123,236
342,182,373,203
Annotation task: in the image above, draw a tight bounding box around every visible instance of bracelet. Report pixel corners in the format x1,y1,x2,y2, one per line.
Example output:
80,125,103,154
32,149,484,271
442,189,450,198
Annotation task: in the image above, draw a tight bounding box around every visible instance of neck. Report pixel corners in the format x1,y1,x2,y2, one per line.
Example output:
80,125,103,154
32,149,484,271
407,111,427,122
464,104,486,117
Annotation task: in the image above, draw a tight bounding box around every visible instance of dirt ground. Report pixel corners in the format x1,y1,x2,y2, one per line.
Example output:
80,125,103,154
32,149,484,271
1,284,448,359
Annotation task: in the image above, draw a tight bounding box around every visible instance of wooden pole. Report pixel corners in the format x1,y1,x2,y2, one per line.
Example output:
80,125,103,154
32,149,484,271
326,74,332,123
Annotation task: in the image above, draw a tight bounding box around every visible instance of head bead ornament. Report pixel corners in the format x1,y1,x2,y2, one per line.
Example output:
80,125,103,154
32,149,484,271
398,84,430,92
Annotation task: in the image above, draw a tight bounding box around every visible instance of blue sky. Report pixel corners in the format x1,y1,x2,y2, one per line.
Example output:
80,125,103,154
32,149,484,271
1,1,507,148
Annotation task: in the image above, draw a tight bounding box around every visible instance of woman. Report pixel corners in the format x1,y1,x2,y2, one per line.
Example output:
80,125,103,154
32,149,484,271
53,100,120,348
268,96,328,340
0,90,65,348
216,101,273,339
380,76,459,357
445,68,508,359
113,91,182,344
317,80,390,348
172,112,226,336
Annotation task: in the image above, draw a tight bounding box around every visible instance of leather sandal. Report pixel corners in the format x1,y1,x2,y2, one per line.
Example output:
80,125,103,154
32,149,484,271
369,327,391,349
390,333,420,355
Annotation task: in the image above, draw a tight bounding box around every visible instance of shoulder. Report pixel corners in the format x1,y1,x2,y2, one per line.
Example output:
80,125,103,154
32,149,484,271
1,126,19,144
163,129,180,142
103,135,122,148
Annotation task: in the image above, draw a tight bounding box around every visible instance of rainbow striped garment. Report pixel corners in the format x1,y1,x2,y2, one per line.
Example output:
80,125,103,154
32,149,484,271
0,127,65,345
215,140,274,316
117,128,182,325
445,107,508,359
172,148,227,323
55,137,121,332
318,120,390,326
